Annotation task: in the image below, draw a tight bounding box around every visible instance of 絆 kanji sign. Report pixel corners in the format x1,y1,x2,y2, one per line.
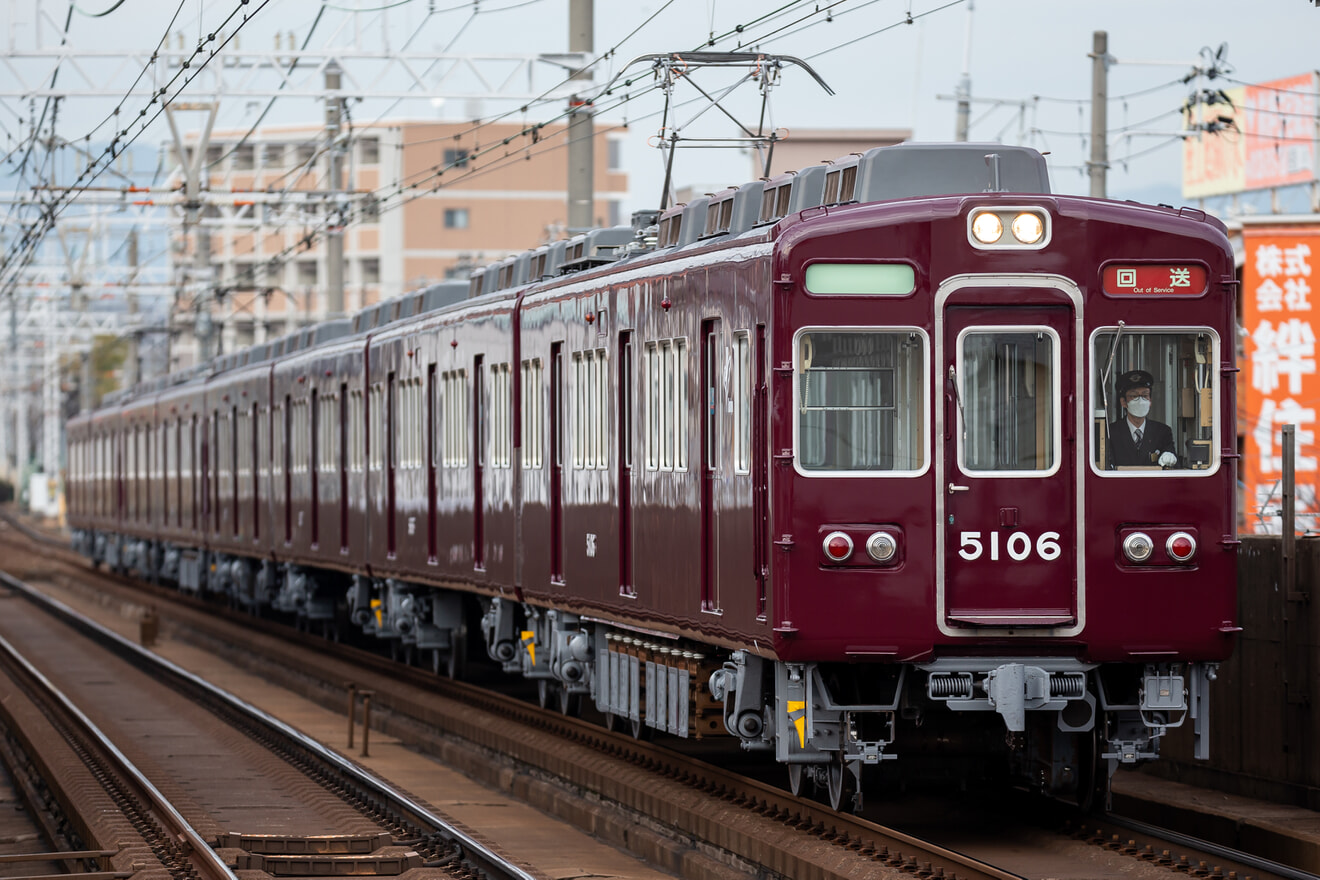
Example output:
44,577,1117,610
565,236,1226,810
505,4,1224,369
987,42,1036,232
1242,225,1319,533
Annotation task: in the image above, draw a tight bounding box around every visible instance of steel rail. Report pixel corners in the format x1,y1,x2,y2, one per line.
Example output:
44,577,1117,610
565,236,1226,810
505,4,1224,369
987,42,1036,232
0,631,238,880
0,530,1023,880
1101,812,1318,880
0,570,539,880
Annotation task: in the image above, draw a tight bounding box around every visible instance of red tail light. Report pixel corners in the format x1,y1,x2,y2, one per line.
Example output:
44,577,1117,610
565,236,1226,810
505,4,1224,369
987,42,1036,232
1166,532,1197,563
823,531,853,563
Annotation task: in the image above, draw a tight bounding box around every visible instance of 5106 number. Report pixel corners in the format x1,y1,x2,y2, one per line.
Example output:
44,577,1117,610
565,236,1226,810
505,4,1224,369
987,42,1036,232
957,530,1061,562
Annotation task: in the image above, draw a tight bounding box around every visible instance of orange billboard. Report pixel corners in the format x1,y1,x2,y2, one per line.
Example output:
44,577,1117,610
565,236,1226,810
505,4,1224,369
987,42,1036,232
1183,73,1318,199
1243,72,1318,191
1242,225,1319,534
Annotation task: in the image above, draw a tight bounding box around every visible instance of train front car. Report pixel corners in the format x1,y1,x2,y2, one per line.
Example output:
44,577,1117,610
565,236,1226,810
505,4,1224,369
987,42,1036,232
711,147,1238,810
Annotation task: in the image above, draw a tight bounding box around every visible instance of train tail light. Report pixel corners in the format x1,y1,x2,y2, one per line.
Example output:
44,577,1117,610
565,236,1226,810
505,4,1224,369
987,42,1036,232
823,531,853,563
865,531,897,563
1122,532,1154,563
1166,532,1197,563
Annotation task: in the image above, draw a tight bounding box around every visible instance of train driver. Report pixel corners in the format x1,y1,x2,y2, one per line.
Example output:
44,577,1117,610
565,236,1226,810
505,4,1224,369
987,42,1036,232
1109,369,1179,468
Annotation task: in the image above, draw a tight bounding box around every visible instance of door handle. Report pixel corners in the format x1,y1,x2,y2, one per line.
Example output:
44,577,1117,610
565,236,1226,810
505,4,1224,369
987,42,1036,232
948,482,970,494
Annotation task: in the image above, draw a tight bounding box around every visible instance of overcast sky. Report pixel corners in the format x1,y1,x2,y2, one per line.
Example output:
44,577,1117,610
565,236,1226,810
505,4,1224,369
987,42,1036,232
4,0,1318,219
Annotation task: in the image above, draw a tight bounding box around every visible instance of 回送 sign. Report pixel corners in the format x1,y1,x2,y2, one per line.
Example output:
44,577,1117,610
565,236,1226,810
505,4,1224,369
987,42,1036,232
1102,264,1208,296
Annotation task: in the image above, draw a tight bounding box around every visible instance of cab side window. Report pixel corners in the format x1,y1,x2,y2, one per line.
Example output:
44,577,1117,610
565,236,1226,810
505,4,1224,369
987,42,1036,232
1092,329,1218,473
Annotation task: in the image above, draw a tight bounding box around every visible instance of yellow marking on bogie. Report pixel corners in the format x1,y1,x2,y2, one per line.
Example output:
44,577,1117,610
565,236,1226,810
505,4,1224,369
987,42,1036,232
787,699,807,749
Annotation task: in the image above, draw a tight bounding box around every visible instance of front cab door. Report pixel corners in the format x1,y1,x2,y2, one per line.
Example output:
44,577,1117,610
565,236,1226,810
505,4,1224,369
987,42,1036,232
941,298,1078,632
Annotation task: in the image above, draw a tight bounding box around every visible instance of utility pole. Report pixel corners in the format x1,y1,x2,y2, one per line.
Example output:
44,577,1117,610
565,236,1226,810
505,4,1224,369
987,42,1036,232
165,102,219,363
1088,30,1109,198
566,0,594,233
954,0,974,142
124,229,140,388
325,60,345,317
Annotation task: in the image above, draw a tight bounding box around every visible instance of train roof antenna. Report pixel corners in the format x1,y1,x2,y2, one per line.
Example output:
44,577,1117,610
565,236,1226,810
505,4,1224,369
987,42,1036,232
984,153,1002,192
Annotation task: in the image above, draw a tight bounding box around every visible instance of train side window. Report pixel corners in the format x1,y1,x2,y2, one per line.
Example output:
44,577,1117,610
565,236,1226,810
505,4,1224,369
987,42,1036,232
570,349,609,470
443,370,469,467
296,399,309,475
159,423,169,523
521,359,543,469
399,380,411,468
957,328,1059,474
237,408,249,493
272,403,284,479
369,384,383,471
412,379,424,468
734,332,751,474
795,329,928,474
645,337,689,472
488,365,509,468
1090,328,1219,474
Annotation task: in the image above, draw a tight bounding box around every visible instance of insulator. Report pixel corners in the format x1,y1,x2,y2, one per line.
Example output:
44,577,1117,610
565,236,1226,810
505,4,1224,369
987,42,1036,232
1050,674,1086,699
928,674,973,698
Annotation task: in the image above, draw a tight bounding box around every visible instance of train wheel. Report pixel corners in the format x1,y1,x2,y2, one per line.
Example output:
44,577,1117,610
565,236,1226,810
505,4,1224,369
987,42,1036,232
826,757,857,813
630,715,651,740
537,679,554,710
432,646,463,679
1076,728,1110,812
446,630,466,679
558,687,580,717
787,764,804,797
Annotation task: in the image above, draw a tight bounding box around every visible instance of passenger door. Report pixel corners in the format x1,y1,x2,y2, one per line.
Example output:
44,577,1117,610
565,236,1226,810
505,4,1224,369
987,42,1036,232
941,301,1078,631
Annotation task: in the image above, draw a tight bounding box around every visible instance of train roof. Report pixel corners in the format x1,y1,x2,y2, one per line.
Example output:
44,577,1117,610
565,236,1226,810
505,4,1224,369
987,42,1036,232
98,141,1063,402
855,142,1049,200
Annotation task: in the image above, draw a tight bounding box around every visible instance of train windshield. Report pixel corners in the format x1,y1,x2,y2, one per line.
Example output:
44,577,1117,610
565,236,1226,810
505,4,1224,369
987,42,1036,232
795,329,927,474
1091,328,1219,473
957,328,1058,473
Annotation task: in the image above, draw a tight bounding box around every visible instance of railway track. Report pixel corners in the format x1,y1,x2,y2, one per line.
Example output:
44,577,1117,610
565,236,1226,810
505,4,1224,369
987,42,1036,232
0,565,538,880
0,515,1312,880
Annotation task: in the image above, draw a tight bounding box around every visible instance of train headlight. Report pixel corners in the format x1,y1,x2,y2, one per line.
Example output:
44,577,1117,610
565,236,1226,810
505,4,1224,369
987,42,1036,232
865,532,897,563
971,211,1003,244
1011,212,1044,244
1166,531,1197,563
1122,532,1154,563
823,531,854,563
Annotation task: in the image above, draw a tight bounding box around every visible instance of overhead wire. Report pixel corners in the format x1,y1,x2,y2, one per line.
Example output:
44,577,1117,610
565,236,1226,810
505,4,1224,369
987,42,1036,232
213,0,901,295
71,0,130,17
0,0,277,296
804,0,965,60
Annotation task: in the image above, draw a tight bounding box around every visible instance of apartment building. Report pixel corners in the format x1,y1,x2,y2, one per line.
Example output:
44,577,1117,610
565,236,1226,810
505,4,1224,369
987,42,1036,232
171,118,627,367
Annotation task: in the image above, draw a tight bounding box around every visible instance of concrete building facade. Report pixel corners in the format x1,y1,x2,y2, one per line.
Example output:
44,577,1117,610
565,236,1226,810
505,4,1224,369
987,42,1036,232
171,119,627,367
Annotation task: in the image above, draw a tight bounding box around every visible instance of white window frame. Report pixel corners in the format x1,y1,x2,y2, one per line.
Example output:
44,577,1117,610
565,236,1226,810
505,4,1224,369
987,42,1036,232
733,331,752,475
645,337,688,472
1087,325,1222,479
521,359,543,469
443,370,469,467
790,326,932,478
954,324,1062,479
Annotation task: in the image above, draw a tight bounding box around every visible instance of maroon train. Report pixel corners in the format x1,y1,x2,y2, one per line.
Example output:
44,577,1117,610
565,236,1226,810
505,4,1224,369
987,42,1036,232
66,142,1239,810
